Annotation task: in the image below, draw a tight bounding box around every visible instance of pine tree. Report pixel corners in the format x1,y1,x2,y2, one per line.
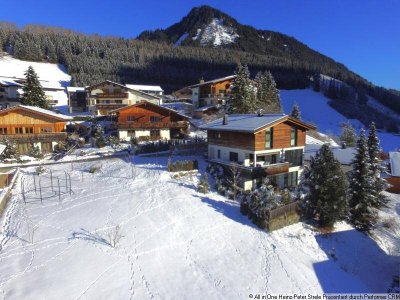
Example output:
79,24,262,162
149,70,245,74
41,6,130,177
349,129,377,232
367,122,388,208
229,64,257,114
312,74,321,92
256,71,282,113
93,124,106,148
339,121,357,147
20,66,49,109
305,144,348,227
290,102,301,119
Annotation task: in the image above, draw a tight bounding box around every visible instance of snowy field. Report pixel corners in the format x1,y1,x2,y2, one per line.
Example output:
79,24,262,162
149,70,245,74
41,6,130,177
0,156,398,299
280,89,400,152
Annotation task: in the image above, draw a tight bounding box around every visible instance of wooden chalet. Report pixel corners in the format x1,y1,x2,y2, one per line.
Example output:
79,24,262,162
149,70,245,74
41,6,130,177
0,105,72,154
87,80,162,116
110,101,190,141
201,114,316,190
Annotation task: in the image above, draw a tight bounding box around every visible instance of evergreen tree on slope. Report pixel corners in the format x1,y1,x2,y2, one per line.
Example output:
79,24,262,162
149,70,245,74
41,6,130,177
21,66,49,109
367,122,388,208
349,129,376,232
229,64,257,114
290,102,301,119
255,71,282,113
305,144,348,227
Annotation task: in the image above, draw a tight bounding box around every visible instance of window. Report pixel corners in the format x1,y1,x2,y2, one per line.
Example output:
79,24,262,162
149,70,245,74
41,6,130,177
40,127,53,133
127,130,135,137
290,127,297,146
150,116,160,123
285,149,303,166
229,152,238,162
0,128,7,135
217,149,221,159
25,127,33,134
265,127,273,149
285,171,298,187
150,129,160,138
15,127,23,134
127,116,135,122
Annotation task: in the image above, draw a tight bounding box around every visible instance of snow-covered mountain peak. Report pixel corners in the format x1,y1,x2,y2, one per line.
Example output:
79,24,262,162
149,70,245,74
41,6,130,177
192,18,239,47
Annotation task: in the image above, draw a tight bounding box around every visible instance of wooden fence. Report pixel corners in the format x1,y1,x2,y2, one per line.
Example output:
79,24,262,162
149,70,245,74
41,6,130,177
268,200,301,231
0,169,20,216
386,177,400,194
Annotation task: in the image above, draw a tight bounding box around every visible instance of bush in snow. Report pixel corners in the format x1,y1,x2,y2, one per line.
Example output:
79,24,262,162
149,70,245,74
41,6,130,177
197,173,209,194
304,144,348,228
107,225,124,248
93,124,106,148
106,135,120,148
28,144,43,159
35,166,46,175
88,164,102,174
0,139,20,161
167,159,198,172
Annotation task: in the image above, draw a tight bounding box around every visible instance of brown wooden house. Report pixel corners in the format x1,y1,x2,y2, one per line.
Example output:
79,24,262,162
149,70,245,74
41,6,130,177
201,114,316,190
110,101,190,141
0,105,72,154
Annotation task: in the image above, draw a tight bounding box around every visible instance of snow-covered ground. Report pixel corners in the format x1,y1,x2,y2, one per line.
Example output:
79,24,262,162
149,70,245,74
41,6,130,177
0,156,398,298
0,55,71,86
0,55,71,111
280,89,400,152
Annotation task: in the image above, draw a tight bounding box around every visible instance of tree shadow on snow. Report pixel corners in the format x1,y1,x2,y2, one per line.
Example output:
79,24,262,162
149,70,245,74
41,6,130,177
69,228,111,247
313,229,400,293
192,194,257,229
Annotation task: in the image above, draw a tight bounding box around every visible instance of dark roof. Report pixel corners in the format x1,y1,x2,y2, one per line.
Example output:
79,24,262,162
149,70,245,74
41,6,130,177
200,114,316,133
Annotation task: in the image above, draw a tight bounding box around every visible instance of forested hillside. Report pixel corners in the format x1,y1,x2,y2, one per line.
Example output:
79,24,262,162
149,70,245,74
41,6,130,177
0,5,398,116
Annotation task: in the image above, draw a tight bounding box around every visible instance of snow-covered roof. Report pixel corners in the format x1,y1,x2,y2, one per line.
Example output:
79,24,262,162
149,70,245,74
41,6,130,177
67,87,85,93
0,77,23,87
0,105,72,121
125,84,163,92
189,75,236,88
200,114,287,132
389,152,400,177
39,81,64,90
195,105,217,112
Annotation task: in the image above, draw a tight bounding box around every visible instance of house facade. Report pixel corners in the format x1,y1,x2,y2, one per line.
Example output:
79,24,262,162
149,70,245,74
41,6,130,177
0,77,23,109
0,105,71,154
67,87,87,113
0,76,68,109
87,80,162,116
110,101,189,141
201,114,316,190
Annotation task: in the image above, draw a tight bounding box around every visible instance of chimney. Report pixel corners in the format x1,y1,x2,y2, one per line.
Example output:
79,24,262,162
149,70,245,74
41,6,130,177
223,114,229,125
199,78,205,84
257,109,264,117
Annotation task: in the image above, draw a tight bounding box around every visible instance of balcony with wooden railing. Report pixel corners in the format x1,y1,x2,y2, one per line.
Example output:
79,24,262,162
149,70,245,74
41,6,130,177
0,132,67,142
118,121,189,130
96,93,129,99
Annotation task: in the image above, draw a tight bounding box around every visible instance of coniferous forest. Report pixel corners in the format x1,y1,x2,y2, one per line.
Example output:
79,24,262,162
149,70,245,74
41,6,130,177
0,7,399,119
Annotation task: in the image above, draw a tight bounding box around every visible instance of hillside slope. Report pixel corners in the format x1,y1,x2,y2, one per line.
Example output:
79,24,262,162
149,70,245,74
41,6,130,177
280,89,400,151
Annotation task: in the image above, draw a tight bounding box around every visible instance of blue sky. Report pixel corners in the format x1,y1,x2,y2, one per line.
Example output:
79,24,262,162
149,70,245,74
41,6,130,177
0,0,399,90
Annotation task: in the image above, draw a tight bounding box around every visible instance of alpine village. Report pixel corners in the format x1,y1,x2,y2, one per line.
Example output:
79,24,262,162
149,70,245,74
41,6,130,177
0,5,399,298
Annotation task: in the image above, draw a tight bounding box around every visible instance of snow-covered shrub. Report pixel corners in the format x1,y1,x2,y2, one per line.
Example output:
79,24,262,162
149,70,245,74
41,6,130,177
88,164,102,173
36,166,46,175
167,160,198,172
28,144,43,159
107,225,124,248
107,135,120,148
197,173,209,194
93,124,106,148
0,139,20,161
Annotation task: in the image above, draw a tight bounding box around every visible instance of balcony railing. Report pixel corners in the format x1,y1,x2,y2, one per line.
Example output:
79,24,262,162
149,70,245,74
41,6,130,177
118,121,189,129
96,104,127,110
0,132,67,142
96,93,128,98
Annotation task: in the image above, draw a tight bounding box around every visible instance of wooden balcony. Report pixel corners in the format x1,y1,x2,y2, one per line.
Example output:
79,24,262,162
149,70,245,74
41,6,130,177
260,162,290,176
0,132,68,142
96,104,127,110
96,93,128,98
118,121,189,130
